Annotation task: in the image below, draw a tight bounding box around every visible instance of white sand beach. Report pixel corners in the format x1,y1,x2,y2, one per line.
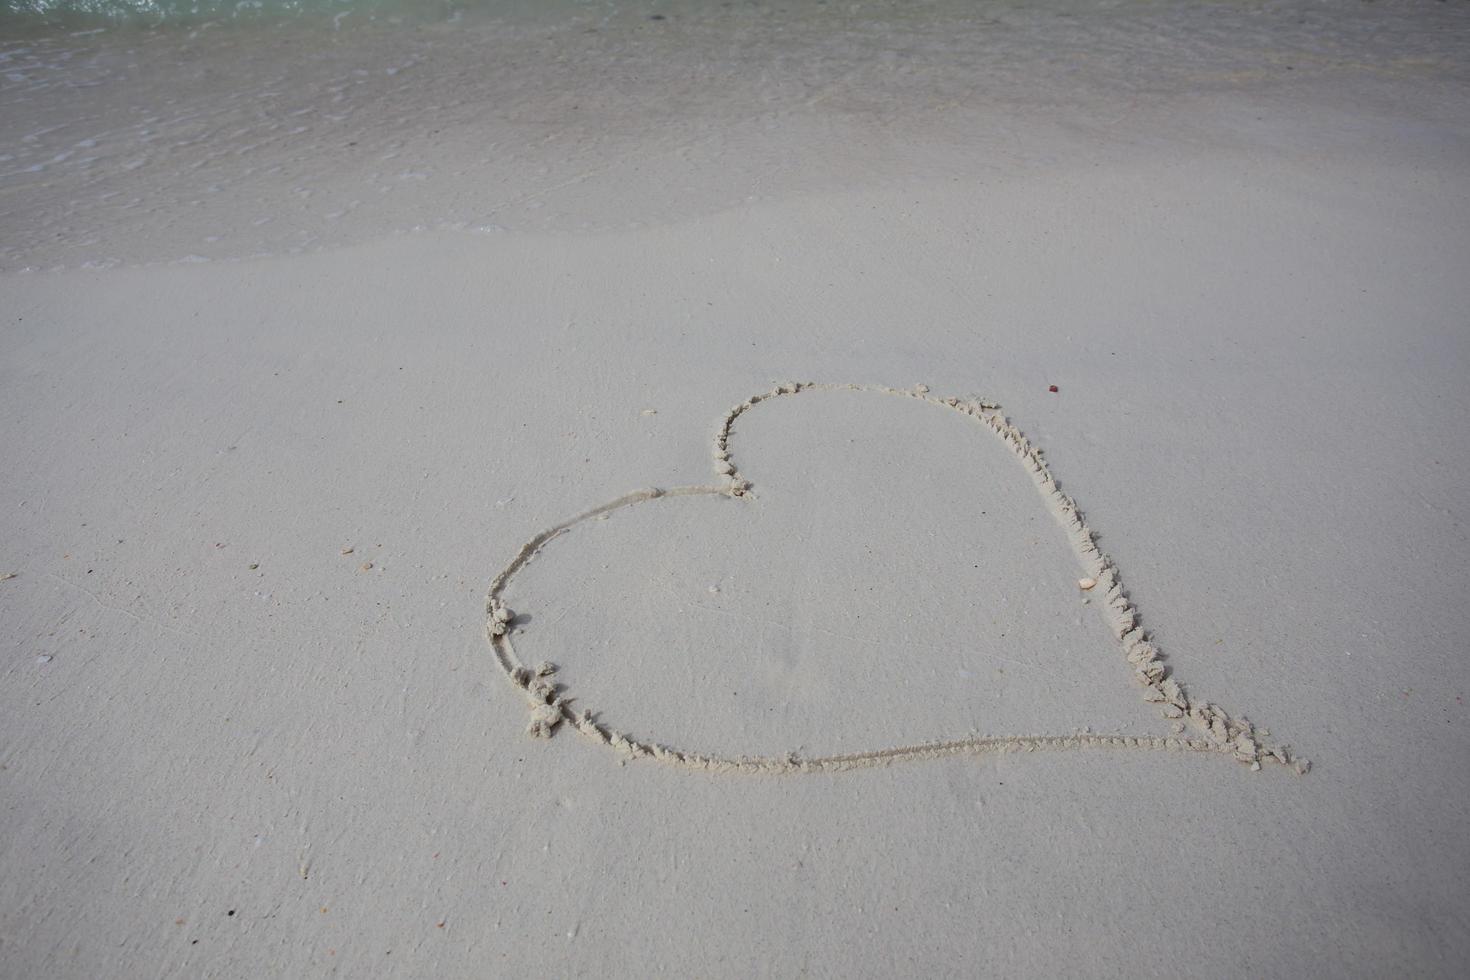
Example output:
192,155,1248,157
2,1,1469,976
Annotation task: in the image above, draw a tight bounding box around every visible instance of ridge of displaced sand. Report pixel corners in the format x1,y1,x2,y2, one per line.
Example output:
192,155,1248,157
486,382,1309,776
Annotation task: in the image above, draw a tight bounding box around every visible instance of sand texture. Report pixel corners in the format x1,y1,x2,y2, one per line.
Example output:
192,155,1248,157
2,1,1469,977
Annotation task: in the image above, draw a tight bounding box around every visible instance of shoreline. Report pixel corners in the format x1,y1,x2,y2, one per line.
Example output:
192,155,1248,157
2,2,1468,976
4,0,1467,272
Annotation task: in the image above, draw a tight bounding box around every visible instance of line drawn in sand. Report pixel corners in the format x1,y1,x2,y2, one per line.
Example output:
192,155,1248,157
486,382,1309,775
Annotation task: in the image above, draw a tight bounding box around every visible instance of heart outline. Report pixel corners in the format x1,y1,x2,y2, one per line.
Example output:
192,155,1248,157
487,382,1308,775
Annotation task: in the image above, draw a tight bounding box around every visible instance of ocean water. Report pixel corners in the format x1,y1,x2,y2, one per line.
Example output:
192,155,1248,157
2,0,1467,270
0,0,558,31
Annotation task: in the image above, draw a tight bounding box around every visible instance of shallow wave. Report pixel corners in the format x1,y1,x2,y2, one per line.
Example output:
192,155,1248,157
2,0,1466,270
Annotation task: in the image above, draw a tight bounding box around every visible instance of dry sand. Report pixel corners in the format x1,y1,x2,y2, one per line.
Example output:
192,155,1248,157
2,1,1469,976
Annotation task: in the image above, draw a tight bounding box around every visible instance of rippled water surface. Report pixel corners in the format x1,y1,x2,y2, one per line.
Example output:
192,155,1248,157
2,1,1467,269
0,0,556,30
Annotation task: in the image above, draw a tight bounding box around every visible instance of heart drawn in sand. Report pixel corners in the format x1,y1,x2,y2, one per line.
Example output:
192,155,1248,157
486,382,1307,775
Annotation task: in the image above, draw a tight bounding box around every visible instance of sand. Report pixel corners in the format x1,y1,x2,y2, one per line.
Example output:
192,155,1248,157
3,1,1470,976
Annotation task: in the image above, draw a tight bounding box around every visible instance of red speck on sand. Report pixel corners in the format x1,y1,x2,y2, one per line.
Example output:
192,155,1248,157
1048,385,1059,393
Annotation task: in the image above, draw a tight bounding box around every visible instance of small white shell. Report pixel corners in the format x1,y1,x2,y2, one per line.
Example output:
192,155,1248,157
1078,578,1097,590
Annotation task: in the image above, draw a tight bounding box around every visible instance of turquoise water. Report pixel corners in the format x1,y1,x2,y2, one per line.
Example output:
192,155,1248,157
4,0,371,27
0,0,560,30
